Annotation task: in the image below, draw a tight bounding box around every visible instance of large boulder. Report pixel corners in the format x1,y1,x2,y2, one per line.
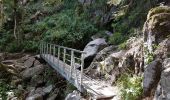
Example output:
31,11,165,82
26,93,43,100
143,6,170,53
83,38,108,68
30,75,44,87
154,58,170,100
24,57,36,68
143,59,162,97
21,65,44,80
154,38,170,59
85,37,143,83
65,90,82,100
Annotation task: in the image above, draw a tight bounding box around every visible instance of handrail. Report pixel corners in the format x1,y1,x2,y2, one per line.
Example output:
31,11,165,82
40,42,86,92
45,42,86,54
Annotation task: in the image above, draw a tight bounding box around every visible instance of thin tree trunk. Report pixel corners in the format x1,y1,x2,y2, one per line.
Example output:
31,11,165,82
0,0,3,29
13,0,18,39
14,16,17,39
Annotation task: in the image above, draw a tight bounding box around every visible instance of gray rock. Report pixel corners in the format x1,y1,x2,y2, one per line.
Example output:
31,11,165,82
47,88,59,100
30,75,44,87
163,58,170,70
105,31,113,36
35,88,46,96
65,90,81,100
26,94,43,100
47,94,58,100
43,85,53,94
154,82,162,100
24,57,35,68
83,38,108,68
154,38,170,59
143,59,162,97
21,65,44,80
158,61,170,100
33,60,41,67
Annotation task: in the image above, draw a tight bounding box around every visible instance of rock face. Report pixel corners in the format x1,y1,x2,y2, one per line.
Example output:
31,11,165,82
86,37,143,84
143,6,170,53
143,6,170,99
143,59,162,97
154,38,170,59
21,65,44,80
24,57,35,68
154,58,170,100
83,38,108,68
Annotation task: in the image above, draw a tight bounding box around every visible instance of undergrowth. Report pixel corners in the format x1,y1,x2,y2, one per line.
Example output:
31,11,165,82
117,73,143,100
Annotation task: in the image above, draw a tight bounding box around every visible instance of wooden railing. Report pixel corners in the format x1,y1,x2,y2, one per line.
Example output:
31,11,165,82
39,42,86,91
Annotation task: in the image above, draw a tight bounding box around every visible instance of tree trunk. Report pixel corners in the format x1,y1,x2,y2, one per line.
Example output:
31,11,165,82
0,0,3,29
13,0,18,40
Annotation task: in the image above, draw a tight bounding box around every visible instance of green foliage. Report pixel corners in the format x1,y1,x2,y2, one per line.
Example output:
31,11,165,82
109,32,127,45
118,42,127,50
0,81,11,100
117,74,143,100
146,52,154,64
111,0,157,37
37,9,97,48
64,83,76,97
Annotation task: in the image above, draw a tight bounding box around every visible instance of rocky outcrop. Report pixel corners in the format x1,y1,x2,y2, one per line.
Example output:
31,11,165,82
154,58,170,100
24,57,36,68
21,65,44,80
83,38,108,68
0,53,70,100
143,59,162,97
143,6,170,53
86,37,144,84
143,6,170,99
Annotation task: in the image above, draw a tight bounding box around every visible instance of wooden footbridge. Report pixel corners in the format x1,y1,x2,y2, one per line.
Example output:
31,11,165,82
40,42,118,99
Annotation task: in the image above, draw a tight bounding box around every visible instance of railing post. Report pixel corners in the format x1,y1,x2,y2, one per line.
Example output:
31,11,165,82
53,45,55,62
44,42,46,54
63,49,66,72
58,47,60,66
49,44,52,60
41,42,43,54
70,50,74,80
63,49,66,63
46,43,48,58
80,53,85,91
43,42,45,54
40,42,41,54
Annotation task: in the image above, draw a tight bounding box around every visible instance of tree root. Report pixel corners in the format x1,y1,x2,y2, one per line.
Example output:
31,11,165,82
0,62,18,76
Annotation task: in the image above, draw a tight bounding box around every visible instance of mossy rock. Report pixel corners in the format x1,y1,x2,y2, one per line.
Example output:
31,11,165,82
144,6,170,39
147,6,170,20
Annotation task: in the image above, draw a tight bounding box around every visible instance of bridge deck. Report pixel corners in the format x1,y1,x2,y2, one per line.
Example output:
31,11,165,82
41,54,118,99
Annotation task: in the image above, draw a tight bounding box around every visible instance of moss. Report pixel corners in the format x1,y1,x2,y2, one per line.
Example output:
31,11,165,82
147,6,170,20
118,42,127,50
